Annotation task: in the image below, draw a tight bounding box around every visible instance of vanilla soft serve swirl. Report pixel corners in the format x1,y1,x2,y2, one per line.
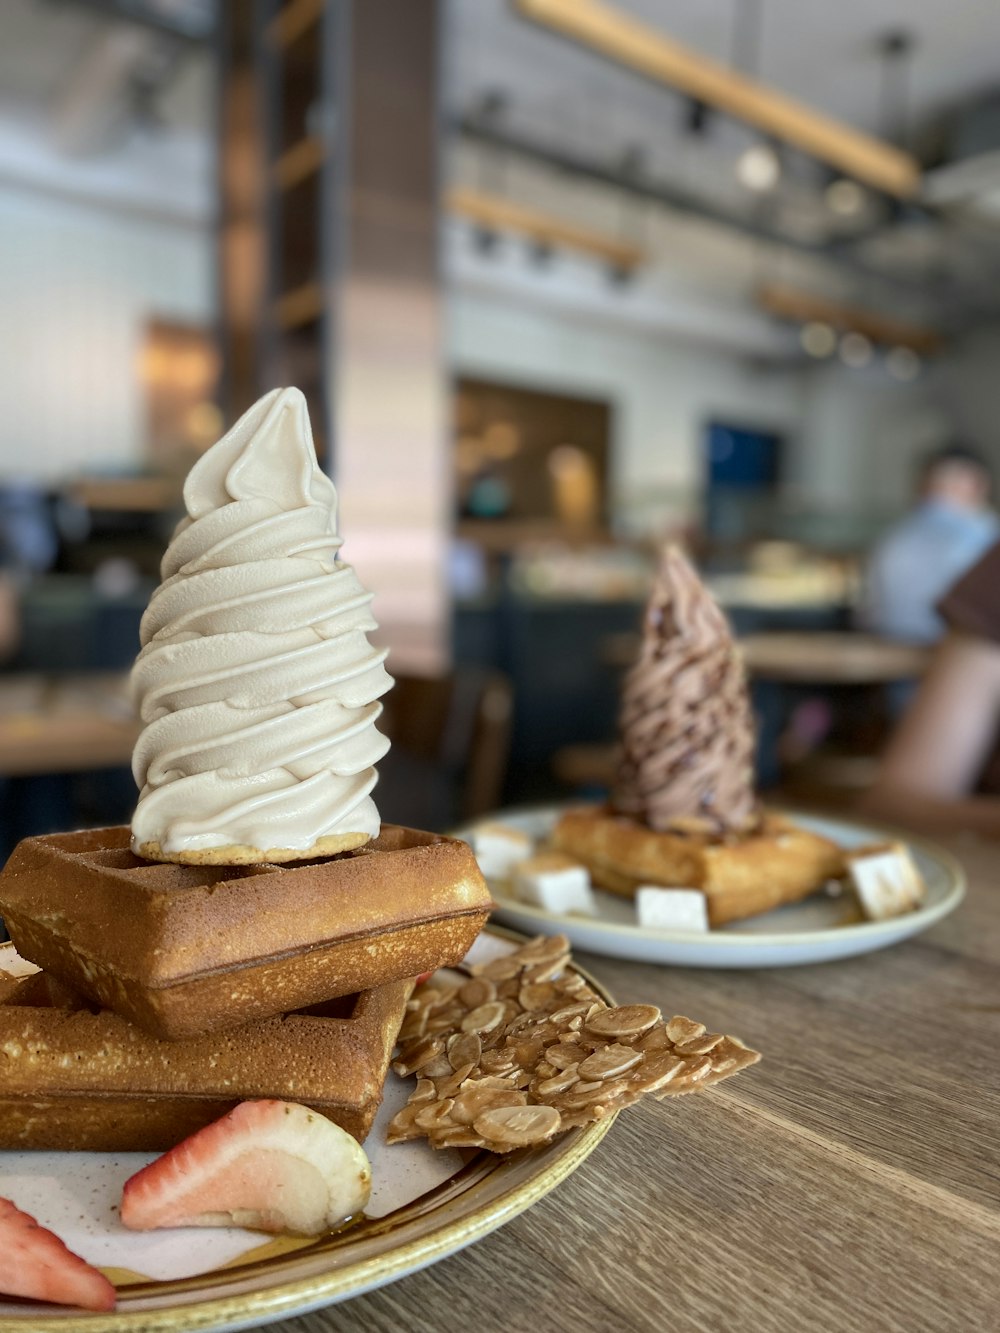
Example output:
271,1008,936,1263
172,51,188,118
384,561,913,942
130,387,393,857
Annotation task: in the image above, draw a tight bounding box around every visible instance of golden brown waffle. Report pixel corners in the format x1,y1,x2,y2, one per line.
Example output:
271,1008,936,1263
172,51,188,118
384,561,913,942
0,824,492,1040
552,807,845,926
0,952,413,1151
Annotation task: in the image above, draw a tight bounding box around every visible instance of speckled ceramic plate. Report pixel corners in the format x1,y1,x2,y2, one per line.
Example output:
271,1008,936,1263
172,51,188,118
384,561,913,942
0,931,616,1332
457,808,965,968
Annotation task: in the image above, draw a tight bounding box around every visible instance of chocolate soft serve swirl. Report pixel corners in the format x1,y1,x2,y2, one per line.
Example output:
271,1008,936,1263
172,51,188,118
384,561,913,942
613,546,759,836
130,387,393,857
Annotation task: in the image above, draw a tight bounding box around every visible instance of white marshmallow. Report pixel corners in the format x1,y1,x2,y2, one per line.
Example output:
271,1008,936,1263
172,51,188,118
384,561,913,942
512,853,597,916
469,823,534,881
847,842,926,921
635,886,709,933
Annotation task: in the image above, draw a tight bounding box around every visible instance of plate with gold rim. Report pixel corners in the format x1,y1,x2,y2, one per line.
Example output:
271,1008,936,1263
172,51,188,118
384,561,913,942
457,808,965,969
0,929,617,1333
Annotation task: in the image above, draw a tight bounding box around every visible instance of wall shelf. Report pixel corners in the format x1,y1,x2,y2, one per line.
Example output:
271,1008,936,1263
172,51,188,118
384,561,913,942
274,280,324,330
266,0,325,50
273,135,326,191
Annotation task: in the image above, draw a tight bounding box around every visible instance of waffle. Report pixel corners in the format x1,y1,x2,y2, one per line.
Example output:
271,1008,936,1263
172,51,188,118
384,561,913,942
0,823,492,1041
551,807,845,926
0,948,413,1151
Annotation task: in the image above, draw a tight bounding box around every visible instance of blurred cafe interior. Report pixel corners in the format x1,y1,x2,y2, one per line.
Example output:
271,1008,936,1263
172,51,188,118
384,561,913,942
3,0,1000,852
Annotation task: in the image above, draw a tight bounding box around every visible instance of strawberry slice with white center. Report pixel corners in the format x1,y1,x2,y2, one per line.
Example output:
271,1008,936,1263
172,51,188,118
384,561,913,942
0,1198,116,1312
120,1100,372,1236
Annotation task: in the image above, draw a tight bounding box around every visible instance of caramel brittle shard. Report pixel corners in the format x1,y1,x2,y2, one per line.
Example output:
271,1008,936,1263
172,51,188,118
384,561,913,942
387,934,760,1153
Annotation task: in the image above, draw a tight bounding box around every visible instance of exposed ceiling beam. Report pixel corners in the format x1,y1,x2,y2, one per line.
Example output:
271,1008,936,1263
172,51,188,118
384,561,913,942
53,0,213,42
514,0,922,199
757,283,944,353
456,119,984,321
448,186,644,269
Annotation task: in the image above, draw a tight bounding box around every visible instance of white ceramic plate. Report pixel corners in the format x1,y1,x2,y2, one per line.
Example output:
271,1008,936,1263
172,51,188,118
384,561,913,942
456,809,965,968
0,931,616,1333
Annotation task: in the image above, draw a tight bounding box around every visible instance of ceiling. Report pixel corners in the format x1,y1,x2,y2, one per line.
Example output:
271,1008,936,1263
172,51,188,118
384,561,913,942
4,0,1000,336
445,0,1000,334
448,0,1000,141
0,0,213,138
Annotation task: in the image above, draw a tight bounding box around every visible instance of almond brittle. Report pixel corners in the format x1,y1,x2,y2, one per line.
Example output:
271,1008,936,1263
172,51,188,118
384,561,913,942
388,934,760,1153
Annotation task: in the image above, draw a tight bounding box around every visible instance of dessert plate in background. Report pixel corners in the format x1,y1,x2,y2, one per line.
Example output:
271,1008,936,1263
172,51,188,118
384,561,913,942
456,808,965,969
0,930,615,1333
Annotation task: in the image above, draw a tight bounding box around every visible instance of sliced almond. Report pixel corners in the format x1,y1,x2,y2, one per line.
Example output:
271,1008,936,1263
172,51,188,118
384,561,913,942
392,1035,444,1077
534,1065,580,1096
411,1078,438,1105
673,1032,724,1056
474,1103,562,1147
517,934,571,969
470,954,523,981
434,1062,476,1099
549,1004,590,1024
585,1004,662,1040
415,1099,456,1130
546,1041,584,1070
461,1001,507,1034
635,1025,671,1054
452,1086,527,1126
519,981,558,1010
459,977,497,1008
430,1127,487,1150
629,1052,686,1093
386,1104,424,1142
577,1043,644,1081
420,1053,455,1079
479,1049,518,1075
448,1031,483,1069
666,1016,706,1045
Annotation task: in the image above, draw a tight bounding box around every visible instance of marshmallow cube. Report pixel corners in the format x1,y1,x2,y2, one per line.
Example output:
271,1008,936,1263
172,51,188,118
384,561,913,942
512,853,597,916
635,886,709,933
847,842,926,921
469,823,534,881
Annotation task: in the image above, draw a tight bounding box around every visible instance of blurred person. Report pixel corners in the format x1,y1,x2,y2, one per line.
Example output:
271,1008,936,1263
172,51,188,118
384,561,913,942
862,444,999,646
864,538,1000,836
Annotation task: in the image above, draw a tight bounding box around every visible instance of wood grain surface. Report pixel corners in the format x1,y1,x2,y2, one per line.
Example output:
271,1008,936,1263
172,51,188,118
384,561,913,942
247,831,999,1333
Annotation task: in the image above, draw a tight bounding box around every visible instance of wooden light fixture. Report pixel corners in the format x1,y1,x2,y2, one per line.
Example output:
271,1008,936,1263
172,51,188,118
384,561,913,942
448,186,644,270
757,283,943,354
514,0,921,199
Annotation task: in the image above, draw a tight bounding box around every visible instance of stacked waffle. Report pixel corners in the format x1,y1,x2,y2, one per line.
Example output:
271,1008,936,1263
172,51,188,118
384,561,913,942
0,389,493,1152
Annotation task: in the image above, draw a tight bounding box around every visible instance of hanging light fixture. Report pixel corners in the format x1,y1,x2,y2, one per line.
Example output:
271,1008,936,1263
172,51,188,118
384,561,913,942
885,345,921,380
823,32,914,222
731,0,782,193
824,177,866,216
800,322,837,358
737,141,782,192
840,332,874,368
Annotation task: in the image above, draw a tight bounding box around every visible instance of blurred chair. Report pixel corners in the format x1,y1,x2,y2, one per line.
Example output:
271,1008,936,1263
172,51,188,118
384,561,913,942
376,667,513,831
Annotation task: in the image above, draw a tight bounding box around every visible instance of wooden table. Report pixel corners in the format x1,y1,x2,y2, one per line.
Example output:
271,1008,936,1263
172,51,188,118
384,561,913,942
262,829,997,1333
739,632,931,685
601,631,930,685
0,673,139,776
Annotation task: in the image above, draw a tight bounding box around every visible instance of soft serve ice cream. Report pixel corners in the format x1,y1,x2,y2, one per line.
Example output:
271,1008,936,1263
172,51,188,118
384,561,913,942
613,545,758,836
130,387,393,863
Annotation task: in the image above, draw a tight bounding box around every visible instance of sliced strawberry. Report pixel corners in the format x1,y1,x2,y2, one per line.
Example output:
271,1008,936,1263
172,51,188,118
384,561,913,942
0,1198,116,1313
120,1100,371,1236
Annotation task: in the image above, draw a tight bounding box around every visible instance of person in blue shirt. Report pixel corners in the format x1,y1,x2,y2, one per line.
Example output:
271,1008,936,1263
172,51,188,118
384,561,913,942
863,444,999,645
